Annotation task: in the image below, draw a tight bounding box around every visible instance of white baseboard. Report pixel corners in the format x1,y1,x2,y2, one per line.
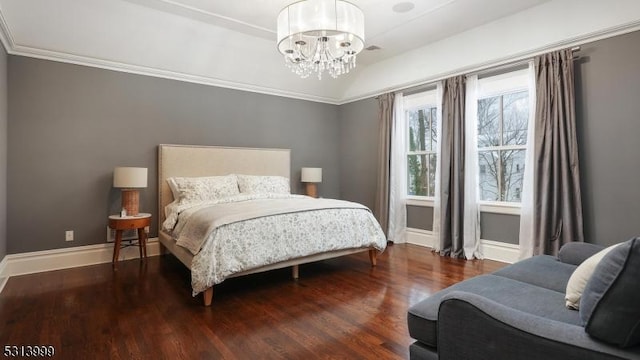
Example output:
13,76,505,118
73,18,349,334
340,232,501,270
405,227,519,264
0,256,8,293
480,239,519,264
0,238,161,280
406,228,435,248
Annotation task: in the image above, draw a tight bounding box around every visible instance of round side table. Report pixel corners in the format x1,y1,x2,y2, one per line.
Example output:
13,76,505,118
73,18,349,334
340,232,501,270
108,213,151,264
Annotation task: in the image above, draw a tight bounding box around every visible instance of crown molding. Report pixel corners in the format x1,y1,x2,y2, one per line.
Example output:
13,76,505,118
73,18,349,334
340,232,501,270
0,8,340,105
0,6,15,52
336,20,640,105
10,44,342,104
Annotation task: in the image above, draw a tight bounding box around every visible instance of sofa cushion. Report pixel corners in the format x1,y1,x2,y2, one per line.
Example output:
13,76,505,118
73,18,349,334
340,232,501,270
407,274,581,348
565,243,621,310
492,255,576,293
558,242,606,266
580,237,640,348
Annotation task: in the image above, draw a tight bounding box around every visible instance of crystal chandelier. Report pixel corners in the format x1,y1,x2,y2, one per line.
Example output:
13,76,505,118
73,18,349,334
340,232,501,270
277,0,365,80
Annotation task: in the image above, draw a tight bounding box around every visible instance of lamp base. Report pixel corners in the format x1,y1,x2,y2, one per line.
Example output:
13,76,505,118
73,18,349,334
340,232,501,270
305,183,318,198
121,189,140,216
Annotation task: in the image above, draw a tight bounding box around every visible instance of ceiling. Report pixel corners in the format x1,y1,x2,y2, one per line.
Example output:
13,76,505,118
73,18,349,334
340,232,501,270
123,0,550,65
0,0,636,103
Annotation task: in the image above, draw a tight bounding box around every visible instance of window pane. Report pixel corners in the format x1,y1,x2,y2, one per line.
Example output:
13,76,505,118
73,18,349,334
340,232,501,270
478,150,499,201
501,149,526,202
408,110,418,152
407,155,429,196
477,97,500,147
503,91,529,146
408,109,430,151
430,107,438,151
428,154,437,197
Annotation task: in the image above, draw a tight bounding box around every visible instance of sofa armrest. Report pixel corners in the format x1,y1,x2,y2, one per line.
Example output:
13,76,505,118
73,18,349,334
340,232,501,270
437,291,639,360
557,242,604,265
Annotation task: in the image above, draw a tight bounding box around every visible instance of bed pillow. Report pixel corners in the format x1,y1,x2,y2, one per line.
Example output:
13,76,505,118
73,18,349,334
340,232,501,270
565,243,621,310
580,237,640,348
167,177,180,200
237,175,290,194
169,175,240,204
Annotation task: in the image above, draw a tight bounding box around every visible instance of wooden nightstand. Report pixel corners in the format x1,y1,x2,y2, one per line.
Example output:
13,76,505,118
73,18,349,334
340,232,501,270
108,213,151,264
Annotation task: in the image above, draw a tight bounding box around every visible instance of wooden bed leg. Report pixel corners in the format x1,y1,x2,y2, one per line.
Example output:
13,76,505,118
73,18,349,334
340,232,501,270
203,287,214,307
369,249,377,267
292,265,299,279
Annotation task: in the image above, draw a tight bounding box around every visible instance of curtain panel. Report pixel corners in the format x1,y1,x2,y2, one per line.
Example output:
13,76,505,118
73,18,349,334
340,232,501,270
388,94,407,243
518,61,538,259
437,76,475,258
374,93,395,238
462,75,482,260
530,49,585,256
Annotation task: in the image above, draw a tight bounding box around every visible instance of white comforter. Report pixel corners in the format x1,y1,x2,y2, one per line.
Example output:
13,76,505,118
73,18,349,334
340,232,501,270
165,194,387,295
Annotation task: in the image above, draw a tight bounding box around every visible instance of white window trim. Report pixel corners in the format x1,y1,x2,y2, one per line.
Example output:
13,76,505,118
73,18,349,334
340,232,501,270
479,201,521,215
476,77,530,208
478,144,527,151
407,198,520,215
404,90,439,199
406,197,434,207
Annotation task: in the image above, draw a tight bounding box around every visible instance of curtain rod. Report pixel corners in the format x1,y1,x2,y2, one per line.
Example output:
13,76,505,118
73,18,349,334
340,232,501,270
395,46,582,96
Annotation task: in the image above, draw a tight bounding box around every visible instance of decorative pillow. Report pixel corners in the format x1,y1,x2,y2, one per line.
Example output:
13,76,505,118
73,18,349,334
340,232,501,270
565,243,621,310
169,175,239,204
167,177,180,200
236,175,290,194
580,237,640,348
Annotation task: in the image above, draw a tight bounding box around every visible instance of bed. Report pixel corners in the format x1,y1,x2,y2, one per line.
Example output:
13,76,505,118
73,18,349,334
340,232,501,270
158,144,387,306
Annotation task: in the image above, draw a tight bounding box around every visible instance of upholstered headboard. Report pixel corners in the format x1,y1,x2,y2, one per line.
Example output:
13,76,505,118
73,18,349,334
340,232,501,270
157,144,291,227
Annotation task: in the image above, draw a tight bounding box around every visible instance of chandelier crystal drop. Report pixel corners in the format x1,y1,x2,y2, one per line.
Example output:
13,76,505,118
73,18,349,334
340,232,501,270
277,0,365,80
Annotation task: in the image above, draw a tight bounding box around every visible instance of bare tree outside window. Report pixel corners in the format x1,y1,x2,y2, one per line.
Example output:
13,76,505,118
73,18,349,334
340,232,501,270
477,91,528,202
407,106,438,197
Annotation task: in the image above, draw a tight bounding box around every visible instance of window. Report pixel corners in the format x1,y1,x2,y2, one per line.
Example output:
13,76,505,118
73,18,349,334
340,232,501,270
476,69,531,204
404,90,439,198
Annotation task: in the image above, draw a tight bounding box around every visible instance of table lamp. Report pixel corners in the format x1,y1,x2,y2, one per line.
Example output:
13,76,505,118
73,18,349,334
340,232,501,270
113,167,147,216
301,167,322,198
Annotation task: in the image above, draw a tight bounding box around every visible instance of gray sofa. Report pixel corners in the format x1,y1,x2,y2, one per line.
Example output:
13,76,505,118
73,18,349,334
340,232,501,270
407,241,640,360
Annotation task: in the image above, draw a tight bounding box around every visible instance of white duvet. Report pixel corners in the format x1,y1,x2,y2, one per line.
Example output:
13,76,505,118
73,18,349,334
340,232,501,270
165,194,387,295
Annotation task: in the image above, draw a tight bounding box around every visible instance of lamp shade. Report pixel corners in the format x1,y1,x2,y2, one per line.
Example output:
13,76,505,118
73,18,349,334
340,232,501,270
301,167,322,183
276,0,364,79
113,167,147,188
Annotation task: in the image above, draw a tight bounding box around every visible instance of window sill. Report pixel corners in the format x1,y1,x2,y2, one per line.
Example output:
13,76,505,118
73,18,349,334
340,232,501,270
406,198,434,207
479,203,521,215
404,199,521,215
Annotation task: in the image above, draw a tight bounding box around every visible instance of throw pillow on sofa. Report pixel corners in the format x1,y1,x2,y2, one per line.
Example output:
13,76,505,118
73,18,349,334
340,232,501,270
565,243,621,310
580,237,640,348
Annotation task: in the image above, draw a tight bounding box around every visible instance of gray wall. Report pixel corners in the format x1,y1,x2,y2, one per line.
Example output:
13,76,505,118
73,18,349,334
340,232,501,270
575,30,640,246
338,29,640,247
338,97,379,211
407,205,433,231
480,213,519,245
7,56,340,254
0,43,6,261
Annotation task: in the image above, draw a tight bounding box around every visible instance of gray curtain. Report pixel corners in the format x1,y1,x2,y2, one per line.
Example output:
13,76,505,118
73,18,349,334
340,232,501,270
374,93,395,237
532,49,585,255
438,76,467,257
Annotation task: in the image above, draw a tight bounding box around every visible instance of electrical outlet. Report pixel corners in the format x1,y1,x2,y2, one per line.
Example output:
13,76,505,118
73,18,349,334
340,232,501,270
65,230,74,241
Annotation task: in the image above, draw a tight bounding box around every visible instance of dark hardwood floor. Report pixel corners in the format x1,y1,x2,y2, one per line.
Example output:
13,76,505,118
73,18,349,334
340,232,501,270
0,244,505,359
